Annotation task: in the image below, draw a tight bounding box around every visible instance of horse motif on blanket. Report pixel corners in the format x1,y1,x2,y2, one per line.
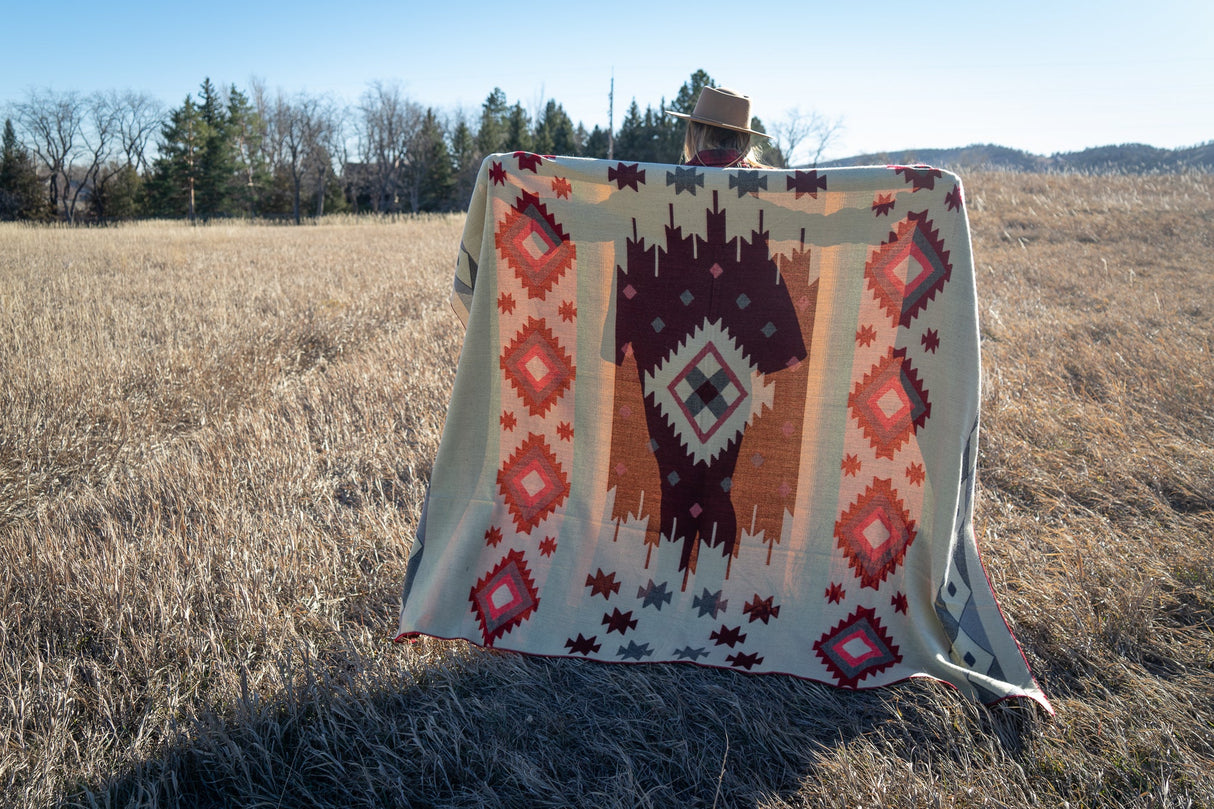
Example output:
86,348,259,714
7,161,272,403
612,193,810,582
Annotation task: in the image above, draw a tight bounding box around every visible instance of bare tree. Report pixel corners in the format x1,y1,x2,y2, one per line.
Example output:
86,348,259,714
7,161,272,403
79,93,126,223
109,90,163,174
13,89,161,222
771,107,844,168
309,100,343,217
14,89,85,220
276,93,308,223
249,78,282,173
274,91,340,223
356,81,423,213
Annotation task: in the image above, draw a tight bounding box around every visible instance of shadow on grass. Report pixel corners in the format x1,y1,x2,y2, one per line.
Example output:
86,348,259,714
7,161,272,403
67,641,1043,809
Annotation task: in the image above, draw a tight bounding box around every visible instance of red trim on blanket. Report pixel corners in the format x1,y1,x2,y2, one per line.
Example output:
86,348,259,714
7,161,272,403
389,629,1054,715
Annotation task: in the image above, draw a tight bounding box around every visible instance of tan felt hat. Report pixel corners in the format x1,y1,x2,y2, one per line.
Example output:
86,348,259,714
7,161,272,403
665,86,770,138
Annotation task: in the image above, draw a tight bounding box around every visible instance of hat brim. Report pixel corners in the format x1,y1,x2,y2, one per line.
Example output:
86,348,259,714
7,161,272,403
664,108,771,138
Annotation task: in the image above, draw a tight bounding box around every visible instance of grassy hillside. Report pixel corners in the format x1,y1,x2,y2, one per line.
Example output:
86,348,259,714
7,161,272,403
821,142,1214,174
1,174,1211,808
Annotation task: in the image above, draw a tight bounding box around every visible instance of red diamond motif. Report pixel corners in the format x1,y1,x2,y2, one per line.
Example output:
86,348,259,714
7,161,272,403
469,549,540,646
864,211,952,327
500,317,575,418
848,347,931,459
494,190,576,300
813,605,902,688
497,433,570,535
834,477,917,590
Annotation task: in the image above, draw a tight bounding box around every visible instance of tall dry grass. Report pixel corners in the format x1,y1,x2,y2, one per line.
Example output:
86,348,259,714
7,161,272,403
0,175,1211,808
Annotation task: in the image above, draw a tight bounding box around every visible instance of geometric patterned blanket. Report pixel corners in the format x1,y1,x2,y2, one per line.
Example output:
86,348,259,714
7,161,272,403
397,153,1052,711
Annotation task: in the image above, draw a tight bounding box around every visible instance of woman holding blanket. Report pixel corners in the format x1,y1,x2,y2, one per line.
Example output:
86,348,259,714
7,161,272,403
665,85,773,168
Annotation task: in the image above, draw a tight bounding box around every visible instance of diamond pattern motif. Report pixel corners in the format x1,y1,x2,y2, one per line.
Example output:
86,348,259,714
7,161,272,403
500,317,575,418
669,344,748,442
643,317,757,465
494,190,576,300
835,477,918,590
864,210,952,328
469,549,540,646
813,606,903,688
497,433,570,534
848,347,931,460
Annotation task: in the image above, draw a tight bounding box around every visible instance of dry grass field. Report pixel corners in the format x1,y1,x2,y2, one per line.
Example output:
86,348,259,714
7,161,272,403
1,173,1211,808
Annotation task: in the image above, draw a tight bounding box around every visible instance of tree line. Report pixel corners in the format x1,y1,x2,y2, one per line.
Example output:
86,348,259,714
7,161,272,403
0,70,840,224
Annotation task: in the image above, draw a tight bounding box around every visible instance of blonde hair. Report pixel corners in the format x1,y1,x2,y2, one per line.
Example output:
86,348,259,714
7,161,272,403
682,120,771,167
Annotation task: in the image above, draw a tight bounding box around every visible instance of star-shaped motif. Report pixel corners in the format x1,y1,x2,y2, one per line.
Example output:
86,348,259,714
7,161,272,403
727,651,764,670
945,185,963,211
514,151,543,173
841,454,862,477
872,193,896,216
539,536,557,557
637,579,673,610
710,624,747,648
551,176,572,199
729,170,767,197
743,594,781,624
826,582,846,604
559,300,577,322
556,421,573,442
693,588,728,618
565,634,600,655
855,324,877,347
893,165,943,191
906,462,926,486
921,328,940,353
489,160,507,186
484,526,503,547
608,162,646,191
666,166,704,195
500,411,517,431
673,646,709,661
497,291,515,314
602,608,638,635
616,640,653,660
787,170,827,199
585,568,621,599
891,591,909,614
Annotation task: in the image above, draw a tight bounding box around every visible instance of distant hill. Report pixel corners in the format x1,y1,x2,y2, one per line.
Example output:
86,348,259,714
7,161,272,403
817,142,1214,173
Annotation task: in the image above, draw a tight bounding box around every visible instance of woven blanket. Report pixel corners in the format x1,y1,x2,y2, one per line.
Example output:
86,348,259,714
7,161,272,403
397,153,1050,710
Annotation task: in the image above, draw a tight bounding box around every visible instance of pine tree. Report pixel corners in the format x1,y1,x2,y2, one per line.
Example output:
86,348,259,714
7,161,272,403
502,103,532,153
476,88,509,156
654,98,685,163
671,69,715,116
195,78,234,218
613,100,653,162
534,100,577,156
0,118,48,221
614,72,721,164
418,110,454,212
450,117,479,209
147,96,204,220
582,125,610,159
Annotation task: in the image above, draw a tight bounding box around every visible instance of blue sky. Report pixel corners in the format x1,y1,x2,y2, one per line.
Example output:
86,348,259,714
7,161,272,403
1,0,1209,161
